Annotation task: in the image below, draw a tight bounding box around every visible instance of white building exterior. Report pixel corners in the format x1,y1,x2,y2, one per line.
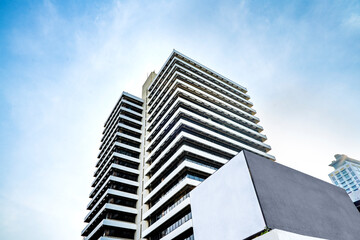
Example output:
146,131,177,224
329,154,360,195
82,50,274,240
82,92,144,240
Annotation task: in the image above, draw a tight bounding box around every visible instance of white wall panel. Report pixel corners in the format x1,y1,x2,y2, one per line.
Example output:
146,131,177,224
190,151,266,240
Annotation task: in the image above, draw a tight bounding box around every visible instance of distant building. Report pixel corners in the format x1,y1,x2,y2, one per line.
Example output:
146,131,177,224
329,154,360,212
328,154,360,194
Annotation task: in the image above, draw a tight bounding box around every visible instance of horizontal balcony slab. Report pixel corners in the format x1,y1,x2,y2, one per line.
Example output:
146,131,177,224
146,127,238,164
144,132,237,178
102,123,142,142
103,107,142,136
90,175,139,198
95,152,140,178
159,218,193,240
146,120,275,165
83,203,137,235
99,237,133,240
148,51,248,100
147,87,262,137
143,178,199,220
144,161,214,204
87,188,138,212
148,63,252,118
84,219,136,240
104,92,143,127
144,145,227,189
147,96,266,143
147,79,258,126
143,198,191,237
92,163,139,187
147,107,270,154
99,139,142,161
100,128,142,151
120,105,143,117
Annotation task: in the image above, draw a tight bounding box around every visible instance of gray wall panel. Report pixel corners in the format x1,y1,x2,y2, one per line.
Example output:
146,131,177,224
244,150,360,240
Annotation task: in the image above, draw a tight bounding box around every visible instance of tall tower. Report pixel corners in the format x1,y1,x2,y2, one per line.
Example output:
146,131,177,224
82,92,144,240
82,50,274,240
140,50,274,240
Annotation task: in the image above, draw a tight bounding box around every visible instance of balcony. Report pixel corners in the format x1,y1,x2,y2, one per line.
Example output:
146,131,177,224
144,161,213,204
143,195,191,237
143,178,200,220
144,145,225,189
87,188,138,212
82,203,137,236
83,219,136,240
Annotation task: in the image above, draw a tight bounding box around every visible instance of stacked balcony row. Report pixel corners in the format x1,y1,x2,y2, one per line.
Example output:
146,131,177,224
148,50,248,102
142,52,274,240
82,92,144,240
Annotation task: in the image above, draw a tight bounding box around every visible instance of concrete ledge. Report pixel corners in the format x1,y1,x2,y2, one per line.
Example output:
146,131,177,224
256,229,326,240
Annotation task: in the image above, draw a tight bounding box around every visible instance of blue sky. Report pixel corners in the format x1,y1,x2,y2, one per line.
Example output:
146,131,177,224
0,0,360,239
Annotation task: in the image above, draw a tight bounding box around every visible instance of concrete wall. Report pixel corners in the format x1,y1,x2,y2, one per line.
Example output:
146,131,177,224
190,152,266,240
190,150,360,240
256,229,326,240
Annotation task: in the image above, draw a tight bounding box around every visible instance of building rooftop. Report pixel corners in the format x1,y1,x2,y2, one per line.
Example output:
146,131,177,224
148,49,248,94
329,154,360,169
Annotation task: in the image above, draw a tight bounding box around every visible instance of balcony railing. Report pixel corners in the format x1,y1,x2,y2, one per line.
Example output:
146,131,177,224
184,235,194,240
151,174,204,207
151,212,192,240
150,193,190,226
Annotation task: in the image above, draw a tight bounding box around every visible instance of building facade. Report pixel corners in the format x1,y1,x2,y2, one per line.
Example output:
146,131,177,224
329,154,360,194
82,50,275,240
81,92,144,240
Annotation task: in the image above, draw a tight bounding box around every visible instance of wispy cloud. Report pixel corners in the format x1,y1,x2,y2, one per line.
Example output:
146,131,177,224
344,13,360,29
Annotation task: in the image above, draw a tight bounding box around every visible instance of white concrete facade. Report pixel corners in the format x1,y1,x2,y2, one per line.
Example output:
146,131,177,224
139,50,273,240
83,50,274,240
82,92,144,240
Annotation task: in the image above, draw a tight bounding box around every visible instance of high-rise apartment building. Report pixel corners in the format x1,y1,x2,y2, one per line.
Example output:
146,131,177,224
82,92,144,240
82,50,275,240
329,154,360,195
